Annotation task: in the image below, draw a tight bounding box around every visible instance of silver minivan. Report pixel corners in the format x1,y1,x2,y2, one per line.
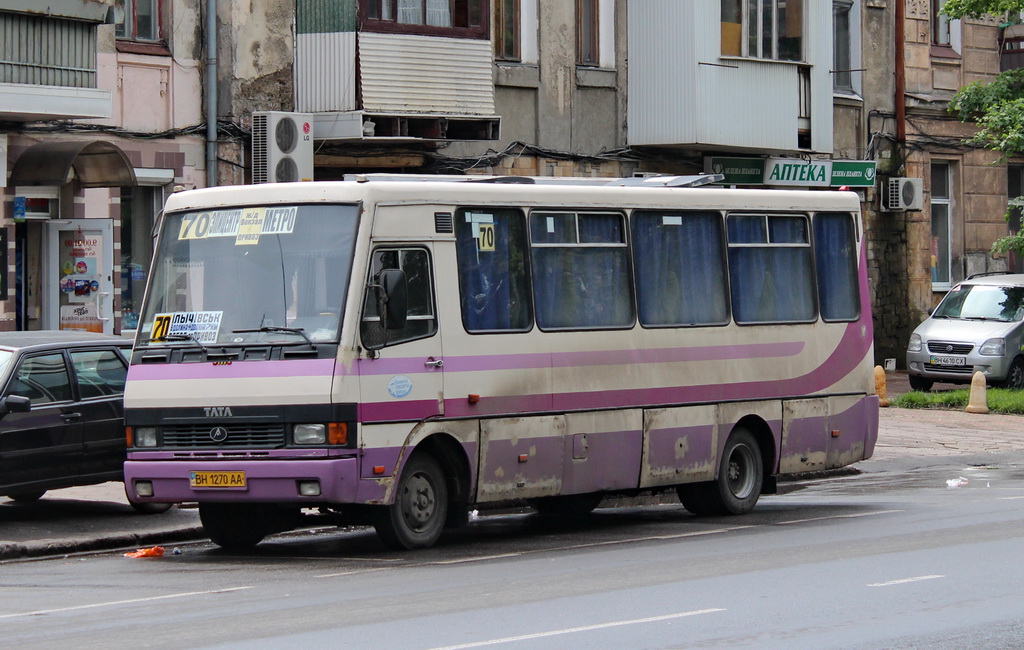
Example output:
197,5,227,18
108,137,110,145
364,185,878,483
906,273,1024,391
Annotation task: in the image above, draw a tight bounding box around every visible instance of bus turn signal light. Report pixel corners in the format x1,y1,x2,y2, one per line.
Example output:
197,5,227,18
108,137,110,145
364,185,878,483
329,422,348,445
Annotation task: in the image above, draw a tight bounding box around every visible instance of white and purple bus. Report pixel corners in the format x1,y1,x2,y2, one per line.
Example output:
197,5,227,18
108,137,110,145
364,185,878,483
123,176,879,550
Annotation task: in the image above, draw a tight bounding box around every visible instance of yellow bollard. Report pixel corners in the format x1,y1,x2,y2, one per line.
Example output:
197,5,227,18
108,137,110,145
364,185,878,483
965,370,990,414
874,365,889,407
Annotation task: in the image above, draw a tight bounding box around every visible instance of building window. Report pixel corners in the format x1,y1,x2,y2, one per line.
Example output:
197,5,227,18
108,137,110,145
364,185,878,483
720,0,803,62
115,0,161,41
1008,166,1024,272
933,0,951,46
495,0,520,60
931,163,953,289
833,0,854,94
362,0,488,38
577,0,599,66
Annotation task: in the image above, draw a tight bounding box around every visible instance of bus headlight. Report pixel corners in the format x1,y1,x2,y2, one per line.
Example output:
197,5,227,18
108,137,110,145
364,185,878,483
908,333,922,352
294,423,327,445
134,427,158,447
980,338,1005,356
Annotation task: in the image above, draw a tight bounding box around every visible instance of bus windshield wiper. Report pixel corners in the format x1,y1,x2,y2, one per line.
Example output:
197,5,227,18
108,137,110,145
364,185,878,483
232,326,314,346
151,333,206,348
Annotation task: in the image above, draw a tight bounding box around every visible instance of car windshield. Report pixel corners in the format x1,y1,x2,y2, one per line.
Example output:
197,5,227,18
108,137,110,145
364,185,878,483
137,204,359,346
933,283,1024,322
0,350,14,378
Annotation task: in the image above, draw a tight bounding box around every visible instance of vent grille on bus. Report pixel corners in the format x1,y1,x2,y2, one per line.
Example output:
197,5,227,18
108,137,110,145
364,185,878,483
161,423,286,448
434,212,454,233
252,113,268,184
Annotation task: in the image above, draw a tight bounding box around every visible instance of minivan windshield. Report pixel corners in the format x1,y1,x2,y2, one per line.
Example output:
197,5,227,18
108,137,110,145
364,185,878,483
138,204,359,346
932,283,1024,322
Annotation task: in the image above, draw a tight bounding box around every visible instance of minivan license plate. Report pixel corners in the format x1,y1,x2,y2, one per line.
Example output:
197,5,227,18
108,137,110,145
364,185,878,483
189,471,246,488
929,355,966,366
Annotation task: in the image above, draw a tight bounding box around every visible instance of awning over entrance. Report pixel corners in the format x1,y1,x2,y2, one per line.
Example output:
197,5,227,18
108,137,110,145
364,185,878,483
9,140,136,188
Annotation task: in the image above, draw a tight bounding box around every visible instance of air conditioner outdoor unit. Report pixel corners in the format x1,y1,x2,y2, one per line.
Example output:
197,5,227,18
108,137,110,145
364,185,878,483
252,111,314,183
884,177,924,211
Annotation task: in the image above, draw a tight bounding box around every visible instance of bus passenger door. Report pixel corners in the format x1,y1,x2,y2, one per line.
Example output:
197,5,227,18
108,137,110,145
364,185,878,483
358,245,445,424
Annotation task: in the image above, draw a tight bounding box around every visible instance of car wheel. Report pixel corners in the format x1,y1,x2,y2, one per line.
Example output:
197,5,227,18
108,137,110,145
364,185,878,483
1004,357,1024,390
908,374,934,392
6,490,46,503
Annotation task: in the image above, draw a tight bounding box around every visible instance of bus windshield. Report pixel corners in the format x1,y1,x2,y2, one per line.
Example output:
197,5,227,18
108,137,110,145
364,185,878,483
138,204,360,346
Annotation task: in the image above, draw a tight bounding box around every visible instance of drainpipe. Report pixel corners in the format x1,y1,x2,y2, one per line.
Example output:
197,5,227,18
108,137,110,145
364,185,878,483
895,0,906,143
206,0,218,187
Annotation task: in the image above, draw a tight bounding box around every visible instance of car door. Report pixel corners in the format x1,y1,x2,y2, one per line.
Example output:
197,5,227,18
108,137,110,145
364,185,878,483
0,351,79,491
69,346,129,481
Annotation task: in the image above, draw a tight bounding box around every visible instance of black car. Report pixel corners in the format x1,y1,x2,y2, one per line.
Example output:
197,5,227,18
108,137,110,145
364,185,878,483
0,330,166,513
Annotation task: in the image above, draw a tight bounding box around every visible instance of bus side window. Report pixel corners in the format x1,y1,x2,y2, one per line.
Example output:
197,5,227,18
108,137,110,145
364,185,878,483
360,247,437,348
454,208,533,333
530,211,634,330
814,212,860,321
632,210,729,327
727,214,815,324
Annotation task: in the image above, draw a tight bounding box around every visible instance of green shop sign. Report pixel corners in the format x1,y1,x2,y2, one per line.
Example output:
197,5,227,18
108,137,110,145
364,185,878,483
705,157,876,187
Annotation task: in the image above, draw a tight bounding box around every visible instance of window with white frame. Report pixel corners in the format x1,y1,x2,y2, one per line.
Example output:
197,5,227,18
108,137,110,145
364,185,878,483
721,0,804,62
931,162,954,289
495,0,520,60
115,0,162,41
363,0,488,38
833,0,859,95
931,0,962,53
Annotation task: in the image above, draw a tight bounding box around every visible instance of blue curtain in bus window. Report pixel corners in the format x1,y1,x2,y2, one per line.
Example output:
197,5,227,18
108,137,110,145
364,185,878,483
455,209,532,332
814,212,860,321
728,215,815,323
632,211,729,326
531,212,634,329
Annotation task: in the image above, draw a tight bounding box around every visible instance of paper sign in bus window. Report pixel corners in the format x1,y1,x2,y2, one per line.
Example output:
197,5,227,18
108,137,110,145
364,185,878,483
152,311,223,343
235,208,265,246
478,224,495,252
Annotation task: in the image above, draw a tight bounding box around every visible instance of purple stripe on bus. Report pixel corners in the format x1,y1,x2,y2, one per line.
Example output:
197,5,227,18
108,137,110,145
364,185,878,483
354,341,806,377
127,358,336,381
357,398,445,422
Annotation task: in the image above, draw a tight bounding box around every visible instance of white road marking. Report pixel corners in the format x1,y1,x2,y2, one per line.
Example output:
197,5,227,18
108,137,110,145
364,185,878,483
0,586,254,620
867,575,945,587
998,495,1024,500
777,509,904,525
316,567,396,578
428,608,727,649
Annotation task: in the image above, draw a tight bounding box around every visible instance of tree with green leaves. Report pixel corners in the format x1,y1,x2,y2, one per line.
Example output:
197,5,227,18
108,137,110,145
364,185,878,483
943,1,1024,253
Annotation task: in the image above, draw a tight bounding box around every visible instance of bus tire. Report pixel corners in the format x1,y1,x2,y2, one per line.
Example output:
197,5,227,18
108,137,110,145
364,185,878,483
199,503,268,550
677,428,763,516
373,453,448,550
530,493,603,518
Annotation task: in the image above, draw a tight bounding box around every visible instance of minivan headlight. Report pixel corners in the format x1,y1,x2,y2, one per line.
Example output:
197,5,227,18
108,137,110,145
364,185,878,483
980,338,1005,356
908,333,923,352
294,423,327,445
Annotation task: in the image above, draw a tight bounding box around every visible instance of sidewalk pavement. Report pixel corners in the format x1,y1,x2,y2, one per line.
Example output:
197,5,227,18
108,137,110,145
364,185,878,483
2,371,1022,560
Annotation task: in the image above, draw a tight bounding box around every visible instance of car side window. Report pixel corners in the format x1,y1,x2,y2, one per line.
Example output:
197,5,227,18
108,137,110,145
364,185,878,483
6,353,73,405
70,349,127,399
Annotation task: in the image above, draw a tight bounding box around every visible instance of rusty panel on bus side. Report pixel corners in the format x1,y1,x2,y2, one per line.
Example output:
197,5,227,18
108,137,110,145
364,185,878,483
780,398,829,474
826,395,870,469
477,415,565,502
640,405,718,489
563,410,643,494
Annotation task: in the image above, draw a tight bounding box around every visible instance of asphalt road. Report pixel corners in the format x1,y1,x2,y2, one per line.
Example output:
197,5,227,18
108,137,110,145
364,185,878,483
3,449,1024,649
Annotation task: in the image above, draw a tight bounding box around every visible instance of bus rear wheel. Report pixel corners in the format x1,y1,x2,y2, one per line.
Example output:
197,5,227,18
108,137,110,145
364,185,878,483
678,428,763,516
373,453,448,550
199,503,270,550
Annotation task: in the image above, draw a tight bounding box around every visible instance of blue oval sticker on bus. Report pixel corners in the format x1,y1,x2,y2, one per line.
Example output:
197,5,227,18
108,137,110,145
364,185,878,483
388,375,412,398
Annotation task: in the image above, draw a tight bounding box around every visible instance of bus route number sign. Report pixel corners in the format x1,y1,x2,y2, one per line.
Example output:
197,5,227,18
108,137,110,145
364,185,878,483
478,224,495,252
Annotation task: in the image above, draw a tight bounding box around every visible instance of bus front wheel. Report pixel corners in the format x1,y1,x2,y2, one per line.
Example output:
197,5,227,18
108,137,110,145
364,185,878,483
199,503,269,550
678,428,763,516
373,453,448,550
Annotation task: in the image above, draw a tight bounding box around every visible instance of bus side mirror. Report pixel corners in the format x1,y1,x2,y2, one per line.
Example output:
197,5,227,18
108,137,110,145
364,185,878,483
378,268,408,330
0,395,31,419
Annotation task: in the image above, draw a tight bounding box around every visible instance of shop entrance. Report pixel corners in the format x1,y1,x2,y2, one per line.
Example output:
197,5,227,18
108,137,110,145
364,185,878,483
45,220,114,334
